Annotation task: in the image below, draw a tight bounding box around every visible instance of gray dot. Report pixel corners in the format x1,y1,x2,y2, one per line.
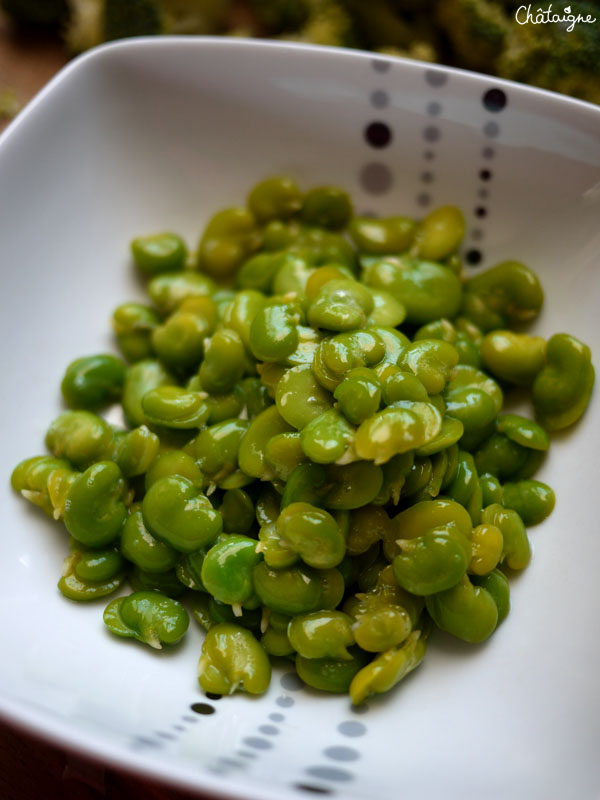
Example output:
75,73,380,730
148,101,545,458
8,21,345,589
423,125,441,143
421,171,433,183
182,715,197,723
478,188,489,199
156,731,176,741
306,766,354,782
281,672,303,691
219,757,244,768
484,121,500,138
425,69,448,87
423,150,435,161
359,162,393,195
237,750,257,759
426,101,442,116
173,725,185,732
276,695,295,708
258,724,279,736
243,736,273,750
370,89,389,109
471,228,484,241
372,58,391,73
132,736,159,748
482,146,495,159
337,721,367,738
324,746,360,762
269,712,285,722
207,766,227,776
417,192,432,207
294,784,333,795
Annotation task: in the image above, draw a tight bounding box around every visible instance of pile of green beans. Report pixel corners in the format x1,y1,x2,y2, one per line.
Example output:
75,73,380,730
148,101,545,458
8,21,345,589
12,177,594,706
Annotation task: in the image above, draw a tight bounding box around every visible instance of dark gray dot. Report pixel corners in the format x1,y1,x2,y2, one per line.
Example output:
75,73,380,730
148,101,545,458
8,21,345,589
294,784,333,795
423,125,440,143
191,702,215,715
425,69,448,87
324,746,360,762
475,206,487,218
350,703,369,715
281,672,304,691
483,87,507,112
205,692,222,701
370,89,389,109
478,188,489,199
243,736,273,750
417,192,432,207
337,721,367,738
306,766,353,782
479,169,492,181
421,171,433,183
258,724,279,736
372,58,391,73
276,695,295,708
471,228,484,241
269,712,285,722
423,150,435,161
156,731,176,741
365,121,392,148
237,750,257,759
466,249,482,265
359,162,393,195
173,725,185,732
482,146,495,159
483,121,500,138
426,101,442,116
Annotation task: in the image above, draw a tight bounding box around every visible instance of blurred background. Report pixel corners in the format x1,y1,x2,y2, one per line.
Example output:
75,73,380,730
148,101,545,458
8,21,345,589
1,0,599,134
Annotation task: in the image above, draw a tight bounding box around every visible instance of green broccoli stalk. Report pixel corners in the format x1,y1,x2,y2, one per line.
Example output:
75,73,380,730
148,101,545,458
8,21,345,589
498,1,600,104
278,0,359,47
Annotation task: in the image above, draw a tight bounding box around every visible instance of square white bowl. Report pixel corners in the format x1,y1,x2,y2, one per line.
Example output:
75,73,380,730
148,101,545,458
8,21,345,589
1,37,599,800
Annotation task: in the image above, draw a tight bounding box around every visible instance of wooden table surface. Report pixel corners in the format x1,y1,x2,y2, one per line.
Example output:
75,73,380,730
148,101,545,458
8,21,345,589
0,12,219,800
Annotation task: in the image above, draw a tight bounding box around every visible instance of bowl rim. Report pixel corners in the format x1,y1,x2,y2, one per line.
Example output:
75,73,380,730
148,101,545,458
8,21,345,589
1,35,599,153
1,34,598,800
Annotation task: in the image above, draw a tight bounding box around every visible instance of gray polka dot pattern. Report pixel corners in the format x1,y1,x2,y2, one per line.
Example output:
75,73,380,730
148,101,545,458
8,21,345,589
243,736,273,750
371,58,391,73
269,712,284,722
359,163,392,195
370,89,389,109
423,125,441,143
281,672,303,691
276,695,294,708
427,101,442,116
324,746,360,762
306,766,353,782
337,720,367,737
484,121,500,138
258,724,279,736
425,68,448,87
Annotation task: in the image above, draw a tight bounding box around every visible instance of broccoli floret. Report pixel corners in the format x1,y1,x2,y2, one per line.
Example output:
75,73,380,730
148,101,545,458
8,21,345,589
1,0,67,27
64,0,233,53
435,0,510,72
279,0,359,47
247,0,310,34
498,1,600,104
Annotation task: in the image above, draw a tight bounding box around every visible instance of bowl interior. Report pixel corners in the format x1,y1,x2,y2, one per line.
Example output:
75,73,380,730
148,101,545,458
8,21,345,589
0,38,599,800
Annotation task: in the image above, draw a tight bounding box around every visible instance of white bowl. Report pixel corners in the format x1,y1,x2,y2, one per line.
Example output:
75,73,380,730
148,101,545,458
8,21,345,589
1,37,599,800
